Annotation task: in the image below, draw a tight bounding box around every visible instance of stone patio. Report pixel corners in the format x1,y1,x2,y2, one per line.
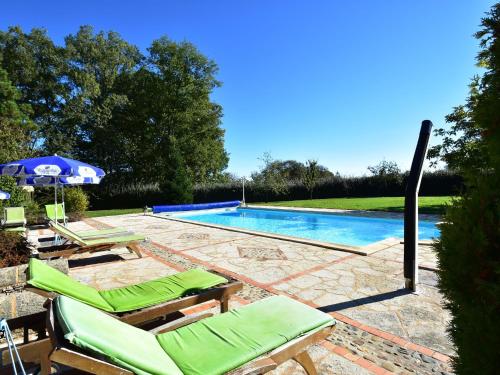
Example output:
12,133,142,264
30,213,454,374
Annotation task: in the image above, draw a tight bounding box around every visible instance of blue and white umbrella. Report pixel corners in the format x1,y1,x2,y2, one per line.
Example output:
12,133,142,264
0,190,10,200
0,155,105,179
17,176,103,187
0,155,105,225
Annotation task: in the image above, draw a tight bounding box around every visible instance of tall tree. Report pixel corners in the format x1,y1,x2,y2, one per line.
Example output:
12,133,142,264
63,26,142,170
433,4,500,374
0,66,35,163
0,26,69,155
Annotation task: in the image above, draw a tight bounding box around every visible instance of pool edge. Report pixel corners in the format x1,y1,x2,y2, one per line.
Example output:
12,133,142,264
150,213,402,256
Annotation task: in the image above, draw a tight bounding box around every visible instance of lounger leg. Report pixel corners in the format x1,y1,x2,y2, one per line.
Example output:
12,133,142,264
40,352,52,374
127,244,143,258
220,297,229,313
293,350,317,375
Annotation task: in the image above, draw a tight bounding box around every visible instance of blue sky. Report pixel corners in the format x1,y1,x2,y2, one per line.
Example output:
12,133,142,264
1,1,495,176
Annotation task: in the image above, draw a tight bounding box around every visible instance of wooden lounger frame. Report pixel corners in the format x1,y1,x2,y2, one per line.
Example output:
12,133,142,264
1,271,243,371
43,299,335,375
39,222,143,259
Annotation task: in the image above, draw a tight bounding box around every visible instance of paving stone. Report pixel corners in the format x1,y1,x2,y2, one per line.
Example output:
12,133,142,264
63,215,457,374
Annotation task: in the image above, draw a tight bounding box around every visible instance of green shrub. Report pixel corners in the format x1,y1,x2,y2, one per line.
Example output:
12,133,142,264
64,187,89,214
0,231,31,267
434,4,500,374
0,176,26,207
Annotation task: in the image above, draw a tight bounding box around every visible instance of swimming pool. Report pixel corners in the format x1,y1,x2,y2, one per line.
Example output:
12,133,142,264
179,208,439,247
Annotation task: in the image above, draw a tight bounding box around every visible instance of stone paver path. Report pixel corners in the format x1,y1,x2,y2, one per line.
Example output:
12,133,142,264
30,213,454,374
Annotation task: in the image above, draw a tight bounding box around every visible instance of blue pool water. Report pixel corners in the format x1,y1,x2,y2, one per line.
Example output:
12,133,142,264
181,208,440,247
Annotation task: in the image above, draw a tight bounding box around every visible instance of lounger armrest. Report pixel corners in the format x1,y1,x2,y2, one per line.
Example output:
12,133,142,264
227,358,277,375
150,312,214,334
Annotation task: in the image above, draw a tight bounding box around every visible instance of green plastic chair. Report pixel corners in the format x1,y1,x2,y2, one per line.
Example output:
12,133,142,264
45,203,67,223
47,294,335,375
1,207,26,228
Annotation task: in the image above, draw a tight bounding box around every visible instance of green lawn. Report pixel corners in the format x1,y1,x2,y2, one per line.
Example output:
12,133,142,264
84,208,144,218
83,196,454,217
255,196,454,214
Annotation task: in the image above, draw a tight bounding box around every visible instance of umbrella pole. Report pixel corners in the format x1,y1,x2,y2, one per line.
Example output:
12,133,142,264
62,184,66,226
54,180,59,244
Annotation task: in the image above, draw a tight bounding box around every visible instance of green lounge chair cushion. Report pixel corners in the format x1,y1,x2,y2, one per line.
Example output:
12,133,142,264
3,207,25,226
54,295,182,375
51,222,144,245
157,295,335,374
27,258,227,313
76,227,129,239
54,295,334,375
45,203,67,221
83,234,145,246
99,269,227,312
27,258,112,311
3,226,25,232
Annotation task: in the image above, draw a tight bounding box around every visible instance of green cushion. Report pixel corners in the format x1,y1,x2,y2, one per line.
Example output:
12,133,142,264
4,207,25,226
54,295,182,375
76,227,129,239
3,226,25,232
51,222,144,245
27,258,113,311
100,269,227,312
83,233,145,246
28,259,227,313
45,203,66,222
50,222,84,243
157,295,335,375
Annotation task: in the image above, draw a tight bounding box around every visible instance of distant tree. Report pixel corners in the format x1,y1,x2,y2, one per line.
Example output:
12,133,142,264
367,160,401,177
432,4,500,374
0,66,35,163
252,153,289,198
302,159,320,199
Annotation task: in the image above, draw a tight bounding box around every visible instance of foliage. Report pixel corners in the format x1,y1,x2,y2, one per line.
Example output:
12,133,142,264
0,66,35,163
0,25,228,204
159,144,193,204
251,153,290,198
0,231,31,268
0,176,26,207
433,4,500,374
367,160,401,177
64,187,89,213
302,159,320,199
191,170,461,205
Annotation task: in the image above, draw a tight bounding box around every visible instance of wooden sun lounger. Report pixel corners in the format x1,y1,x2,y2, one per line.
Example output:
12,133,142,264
39,221,144,259
2,271,243,371
42,298,335,375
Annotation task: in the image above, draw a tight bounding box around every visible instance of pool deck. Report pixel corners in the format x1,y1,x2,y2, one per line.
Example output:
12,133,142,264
31,212,454,375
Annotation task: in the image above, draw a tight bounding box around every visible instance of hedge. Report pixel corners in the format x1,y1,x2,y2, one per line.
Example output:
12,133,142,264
86,171,462,210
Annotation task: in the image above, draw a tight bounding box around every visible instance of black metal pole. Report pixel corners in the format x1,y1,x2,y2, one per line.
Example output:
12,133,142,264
404,120,433,291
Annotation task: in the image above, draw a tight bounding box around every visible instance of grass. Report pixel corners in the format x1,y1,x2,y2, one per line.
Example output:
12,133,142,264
84,208,143,218
255,196,454,214
83,196,454,217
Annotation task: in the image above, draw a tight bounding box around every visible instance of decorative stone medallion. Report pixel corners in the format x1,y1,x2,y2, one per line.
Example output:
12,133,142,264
178,232,210,240
237,246,287,261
